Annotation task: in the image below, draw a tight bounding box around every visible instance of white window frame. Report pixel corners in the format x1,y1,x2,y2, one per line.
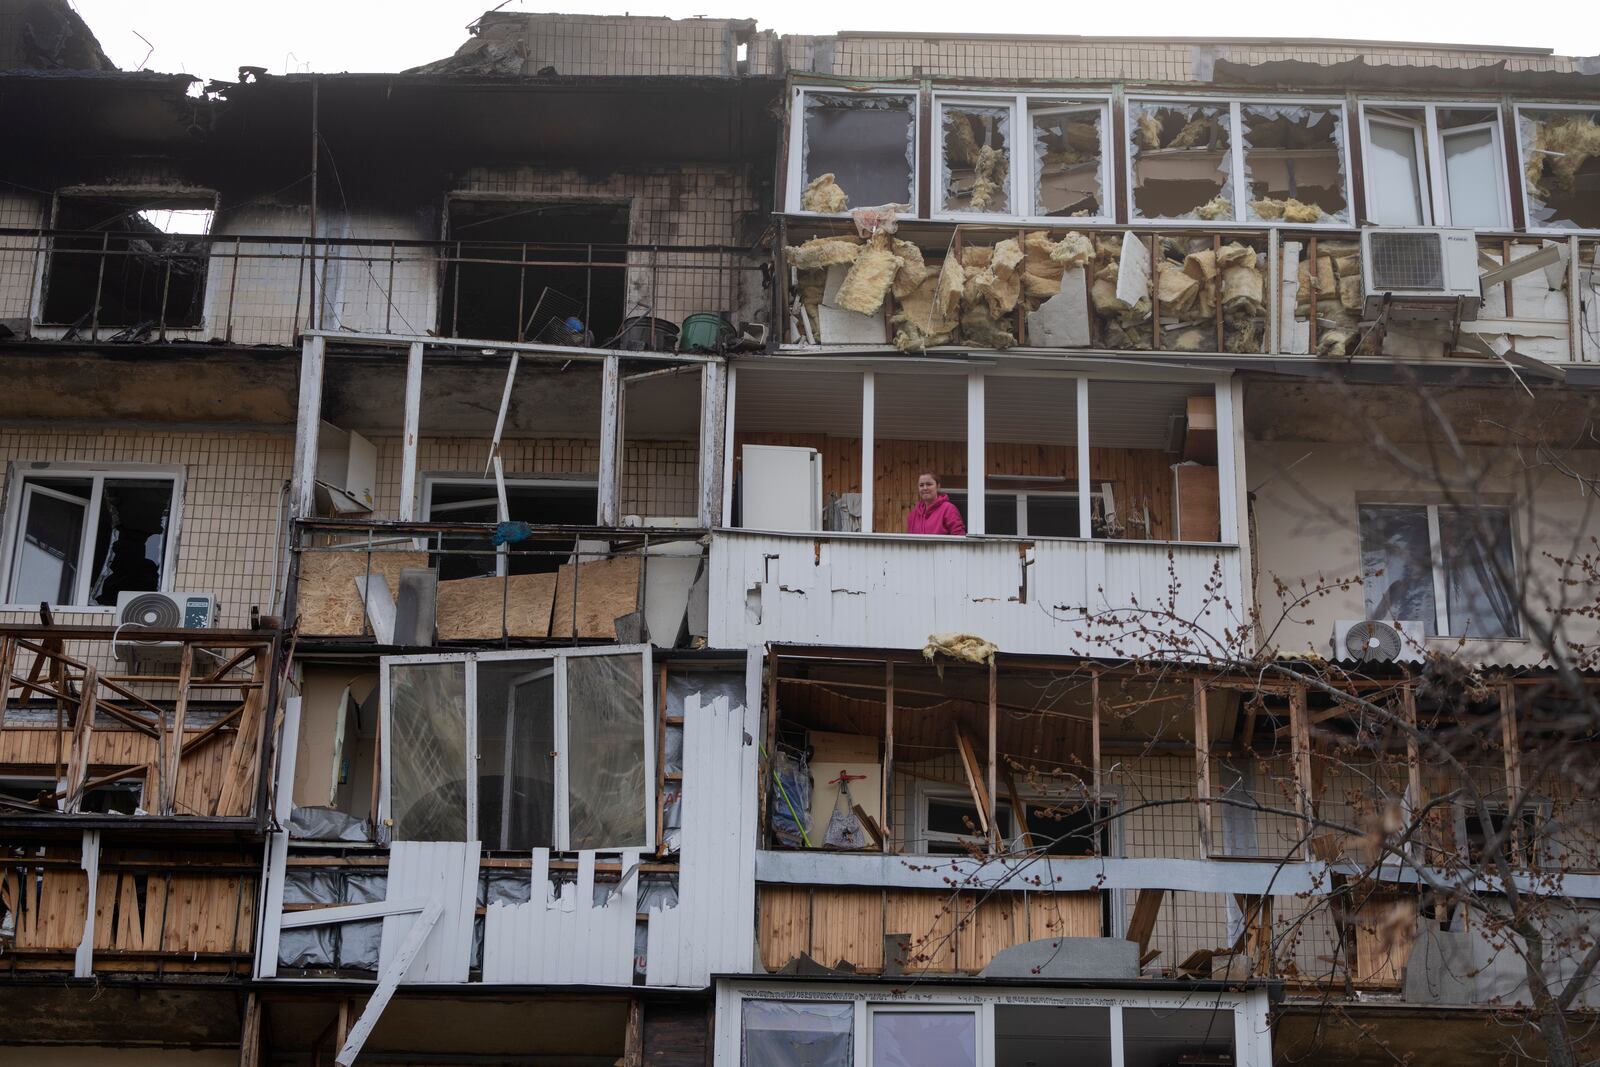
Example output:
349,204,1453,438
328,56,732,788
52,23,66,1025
932,91,1115,225
786,86,921,217
1125,95,1351,228
868,1004,985,1067
1358,100,1513,230
378,645,656,851
1356,501,1521,640
1511,102,1600,236
715,981,1272,1067
0,462,184,612
33,186,220,334
946,487,1083,538
912,780,1122,859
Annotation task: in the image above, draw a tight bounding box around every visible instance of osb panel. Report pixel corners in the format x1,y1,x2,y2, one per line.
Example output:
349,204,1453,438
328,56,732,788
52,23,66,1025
758,886,812,972
885,889,957,972
809,887,884,972
436,572,557,640
550,555,641,639
296,549,429,636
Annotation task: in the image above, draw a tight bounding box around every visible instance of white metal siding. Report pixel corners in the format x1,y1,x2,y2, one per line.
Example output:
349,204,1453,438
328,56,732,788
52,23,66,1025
707,532,1244,658
380,841,480,984
646,690,758,987
481,849,641,986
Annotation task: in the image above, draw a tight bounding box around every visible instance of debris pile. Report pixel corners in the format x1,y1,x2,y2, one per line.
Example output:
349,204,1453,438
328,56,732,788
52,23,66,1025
1287,240,1363,356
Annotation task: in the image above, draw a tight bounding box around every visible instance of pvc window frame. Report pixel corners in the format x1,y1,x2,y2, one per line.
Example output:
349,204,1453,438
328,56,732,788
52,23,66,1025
867,1004,985,1067
378,645,656,851
1124,95,1352,228
1511,102,1600,236
1355,501,1521,640
1357,99,1513,230
912,779,1122,860
0,461,184,612
786,86,921,218
931,91,1115,225
715,982,1272,1067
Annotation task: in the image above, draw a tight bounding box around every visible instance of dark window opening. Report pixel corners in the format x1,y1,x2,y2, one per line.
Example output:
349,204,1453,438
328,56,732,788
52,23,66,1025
42,194,213,329
6,473,174,608
426,480,599,581
442,199,630,345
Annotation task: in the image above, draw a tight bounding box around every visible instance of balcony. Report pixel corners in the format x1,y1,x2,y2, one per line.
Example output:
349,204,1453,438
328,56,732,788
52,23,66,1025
0,623,280,830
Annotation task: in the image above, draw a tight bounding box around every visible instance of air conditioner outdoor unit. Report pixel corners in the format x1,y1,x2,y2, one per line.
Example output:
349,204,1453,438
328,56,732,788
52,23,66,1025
114,591,220,657
1360,228,1480,322
1333,619,1427,664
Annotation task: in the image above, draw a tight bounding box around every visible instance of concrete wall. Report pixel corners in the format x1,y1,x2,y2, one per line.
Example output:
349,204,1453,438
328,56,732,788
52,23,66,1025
1248,437,1600,667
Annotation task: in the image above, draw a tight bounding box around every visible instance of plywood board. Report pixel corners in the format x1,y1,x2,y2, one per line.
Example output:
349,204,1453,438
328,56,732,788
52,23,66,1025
435,572,557,640
806,731,883,849
550,555,642,639
298,550,429,636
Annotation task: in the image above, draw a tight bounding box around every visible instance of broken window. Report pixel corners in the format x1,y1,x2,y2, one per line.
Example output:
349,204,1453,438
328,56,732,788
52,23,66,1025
1518,107,1600,231
1361,104,1510,228
1030,100,1106,219
939,99,1012,215
381,647,653,849
442,199,629,344
1242,104,1349,224
1129,101,1234,221
2,467,179,608
42,193,213,330
741,1000,853,1067
1358,503,1519,638
796,91,916,213
423,477,599,581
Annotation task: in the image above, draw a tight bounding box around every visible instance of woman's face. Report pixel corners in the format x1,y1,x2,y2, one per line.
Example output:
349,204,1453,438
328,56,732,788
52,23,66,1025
917,475,939,502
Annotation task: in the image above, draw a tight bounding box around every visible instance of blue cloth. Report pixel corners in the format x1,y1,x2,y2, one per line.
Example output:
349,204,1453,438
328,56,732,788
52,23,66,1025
491,520,534,546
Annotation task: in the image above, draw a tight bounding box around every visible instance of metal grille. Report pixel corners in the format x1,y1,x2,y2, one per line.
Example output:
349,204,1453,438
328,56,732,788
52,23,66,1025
1368,231,1444,290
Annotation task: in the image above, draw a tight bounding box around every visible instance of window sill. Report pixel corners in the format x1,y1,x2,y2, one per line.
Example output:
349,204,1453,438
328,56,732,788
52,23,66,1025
0,604,116,614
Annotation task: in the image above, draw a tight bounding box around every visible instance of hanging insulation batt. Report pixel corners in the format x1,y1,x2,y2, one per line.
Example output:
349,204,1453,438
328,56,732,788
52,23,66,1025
834,233,903,316
800,173,849,213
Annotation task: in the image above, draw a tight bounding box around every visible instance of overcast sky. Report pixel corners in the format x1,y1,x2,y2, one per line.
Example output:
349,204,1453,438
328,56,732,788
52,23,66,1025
72,0,1597,82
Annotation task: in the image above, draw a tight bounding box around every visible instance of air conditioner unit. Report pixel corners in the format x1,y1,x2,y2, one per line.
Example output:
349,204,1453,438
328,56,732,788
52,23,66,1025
1333,619,1427,664
1360,228,1480,322
114,591,220,657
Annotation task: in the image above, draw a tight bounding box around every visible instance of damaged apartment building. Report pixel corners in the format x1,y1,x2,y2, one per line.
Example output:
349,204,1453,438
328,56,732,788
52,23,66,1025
3,3,1600,1066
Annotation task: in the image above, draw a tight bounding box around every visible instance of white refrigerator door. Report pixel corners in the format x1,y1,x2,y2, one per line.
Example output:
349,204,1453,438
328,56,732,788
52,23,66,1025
741,444,822,531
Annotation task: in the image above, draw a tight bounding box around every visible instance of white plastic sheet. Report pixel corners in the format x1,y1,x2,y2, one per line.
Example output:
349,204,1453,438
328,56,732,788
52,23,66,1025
742,1001,854,1067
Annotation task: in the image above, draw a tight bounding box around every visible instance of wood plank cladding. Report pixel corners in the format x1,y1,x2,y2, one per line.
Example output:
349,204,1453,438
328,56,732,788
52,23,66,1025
734,434,1177,537
758,884,1102,975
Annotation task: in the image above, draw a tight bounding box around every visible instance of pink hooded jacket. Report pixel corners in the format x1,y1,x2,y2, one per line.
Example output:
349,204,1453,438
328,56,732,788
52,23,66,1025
906,494,967,536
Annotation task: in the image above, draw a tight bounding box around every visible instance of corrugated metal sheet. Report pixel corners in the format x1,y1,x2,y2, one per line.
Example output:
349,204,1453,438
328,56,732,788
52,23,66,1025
380,840,479,984
481,849,640,986
708,531,1244,658
646,690,757,987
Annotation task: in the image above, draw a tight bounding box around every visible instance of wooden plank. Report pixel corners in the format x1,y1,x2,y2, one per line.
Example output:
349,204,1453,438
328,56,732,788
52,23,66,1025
953,727,996,841
987,659,999,853
1290,682,1314,860
999,761,1032,852
1027,891,1103,941
885,889,956,973
1352,892,1418,990
757,886,811,972
1125,888,1165,954
810,887,883,972
1090,672,1101,805
214,656,270,817
624,997,645,1067
64,666,97,814
239,993,263,1067
1194,678,1211,859
957,893,1022,974
1500,682,1522,859
882,661,894,853
159,646,194,815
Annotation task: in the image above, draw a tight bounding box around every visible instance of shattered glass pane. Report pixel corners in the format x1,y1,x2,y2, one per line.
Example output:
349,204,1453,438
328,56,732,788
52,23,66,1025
1437,507,1519,638
1242,105,1348,224
564,652,647,850
941,103,1011,214
1129,102,1234,221
88,479,172,606
1031,102,1103,218
1359,505,1438,635
387,660,469,841
1519,108,1600,231
802,92,916,210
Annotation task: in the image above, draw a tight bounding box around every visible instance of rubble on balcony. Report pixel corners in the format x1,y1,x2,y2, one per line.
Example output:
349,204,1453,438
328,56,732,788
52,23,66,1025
1280,239,1363,357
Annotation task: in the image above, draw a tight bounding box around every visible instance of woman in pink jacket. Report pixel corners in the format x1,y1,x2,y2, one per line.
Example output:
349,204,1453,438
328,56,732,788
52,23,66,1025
905,471,967,535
